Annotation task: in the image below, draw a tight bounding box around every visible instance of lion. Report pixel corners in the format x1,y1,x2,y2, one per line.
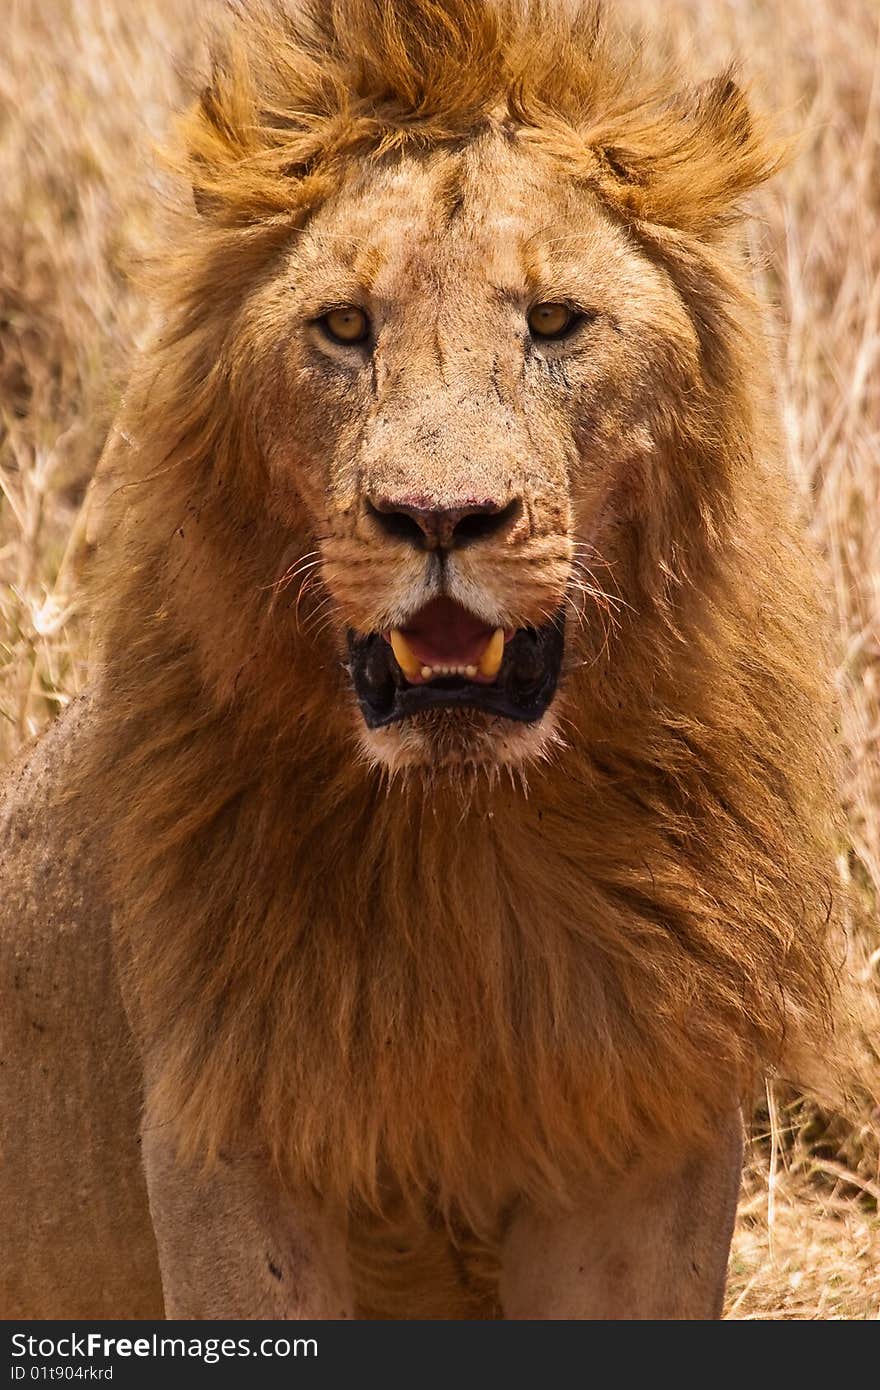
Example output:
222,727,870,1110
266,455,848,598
1,0,840,1319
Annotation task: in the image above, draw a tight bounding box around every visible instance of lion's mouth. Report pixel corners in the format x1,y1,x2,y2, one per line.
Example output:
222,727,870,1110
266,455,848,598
347,596,565,729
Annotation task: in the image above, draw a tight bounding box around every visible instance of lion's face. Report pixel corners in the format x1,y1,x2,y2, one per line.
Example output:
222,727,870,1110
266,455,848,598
242,135,702,772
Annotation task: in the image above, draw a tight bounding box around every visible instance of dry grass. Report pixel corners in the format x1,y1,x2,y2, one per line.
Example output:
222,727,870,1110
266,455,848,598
1,0,877,1318
0,0,202,748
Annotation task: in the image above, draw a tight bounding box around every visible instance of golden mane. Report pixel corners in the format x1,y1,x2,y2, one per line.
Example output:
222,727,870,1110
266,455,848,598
80,0,840,1232
174,0,783,234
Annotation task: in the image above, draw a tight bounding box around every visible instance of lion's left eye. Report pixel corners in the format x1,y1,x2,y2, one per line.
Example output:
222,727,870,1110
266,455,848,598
321,306,370,344
527,302,576,339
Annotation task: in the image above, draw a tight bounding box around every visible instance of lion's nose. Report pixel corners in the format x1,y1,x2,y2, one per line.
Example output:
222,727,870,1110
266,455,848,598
366,495,522,551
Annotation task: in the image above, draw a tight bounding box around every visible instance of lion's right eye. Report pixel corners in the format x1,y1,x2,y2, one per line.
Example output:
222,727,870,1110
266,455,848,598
320,306,370,345
527,302,576,339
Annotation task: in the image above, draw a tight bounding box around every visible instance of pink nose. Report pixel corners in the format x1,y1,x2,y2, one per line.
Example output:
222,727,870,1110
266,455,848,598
366,496,522,550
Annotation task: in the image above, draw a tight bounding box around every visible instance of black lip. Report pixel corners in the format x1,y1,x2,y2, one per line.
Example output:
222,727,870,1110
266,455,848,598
347,611,565,730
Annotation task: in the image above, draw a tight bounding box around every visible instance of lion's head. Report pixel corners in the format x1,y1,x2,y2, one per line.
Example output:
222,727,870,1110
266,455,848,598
95,0,780,783
252,134,688,774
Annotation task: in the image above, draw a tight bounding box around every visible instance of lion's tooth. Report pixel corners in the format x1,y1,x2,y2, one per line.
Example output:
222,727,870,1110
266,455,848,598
390,629,423,681
420,665,433,680
465,664,477,678
478,628,505,680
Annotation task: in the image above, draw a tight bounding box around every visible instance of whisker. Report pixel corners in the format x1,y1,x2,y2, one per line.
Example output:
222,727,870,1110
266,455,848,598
267,562,323,621
300,593,338,635
274,558,322,595
309,612,344,644
293,570,324,633
260,549,321,595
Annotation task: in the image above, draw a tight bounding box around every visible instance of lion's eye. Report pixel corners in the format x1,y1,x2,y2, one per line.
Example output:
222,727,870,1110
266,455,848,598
527,302,575,339
321,306,370,344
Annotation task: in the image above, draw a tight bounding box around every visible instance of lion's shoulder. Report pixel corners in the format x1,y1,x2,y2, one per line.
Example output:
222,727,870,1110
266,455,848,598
0,695,160,1318
0,694,111,988
2,695,99,885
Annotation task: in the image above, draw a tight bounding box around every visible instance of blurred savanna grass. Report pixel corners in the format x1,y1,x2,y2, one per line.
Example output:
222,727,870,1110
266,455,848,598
1,0,878,1318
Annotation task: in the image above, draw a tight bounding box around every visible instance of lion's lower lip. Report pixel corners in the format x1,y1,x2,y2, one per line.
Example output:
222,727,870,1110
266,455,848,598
346,613,566,729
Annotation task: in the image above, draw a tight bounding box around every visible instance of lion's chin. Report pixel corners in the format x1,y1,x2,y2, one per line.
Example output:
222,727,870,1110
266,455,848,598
356,703,565,781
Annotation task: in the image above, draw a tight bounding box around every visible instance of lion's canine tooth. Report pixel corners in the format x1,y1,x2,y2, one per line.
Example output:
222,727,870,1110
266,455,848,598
390,629,423,681
478,628,505,680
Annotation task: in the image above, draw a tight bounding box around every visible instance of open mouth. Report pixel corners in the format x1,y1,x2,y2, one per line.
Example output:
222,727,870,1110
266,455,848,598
347,596,565,729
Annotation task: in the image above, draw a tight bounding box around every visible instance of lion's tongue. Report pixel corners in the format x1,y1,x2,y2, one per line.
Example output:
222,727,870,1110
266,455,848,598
399,597,494,666
384,597,507,683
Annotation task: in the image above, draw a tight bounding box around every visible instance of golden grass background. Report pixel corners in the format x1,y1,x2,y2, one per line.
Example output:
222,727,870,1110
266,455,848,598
1,0,877,1317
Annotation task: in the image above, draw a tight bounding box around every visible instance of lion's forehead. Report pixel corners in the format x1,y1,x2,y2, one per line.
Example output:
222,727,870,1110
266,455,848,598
298,142,617,304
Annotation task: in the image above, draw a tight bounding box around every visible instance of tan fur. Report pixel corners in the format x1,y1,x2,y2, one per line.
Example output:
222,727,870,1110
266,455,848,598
4,0,840,1317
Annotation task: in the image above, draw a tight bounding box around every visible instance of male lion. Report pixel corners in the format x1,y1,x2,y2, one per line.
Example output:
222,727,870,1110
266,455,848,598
1,0,839,1319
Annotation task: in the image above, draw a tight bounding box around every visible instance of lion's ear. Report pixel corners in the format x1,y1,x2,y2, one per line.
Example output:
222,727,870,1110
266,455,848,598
189,81,238,218
688,72,754,151
680,70,788,231
173,57,260,223
175,35,332,227
184,57,298,224
596,69,786,237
